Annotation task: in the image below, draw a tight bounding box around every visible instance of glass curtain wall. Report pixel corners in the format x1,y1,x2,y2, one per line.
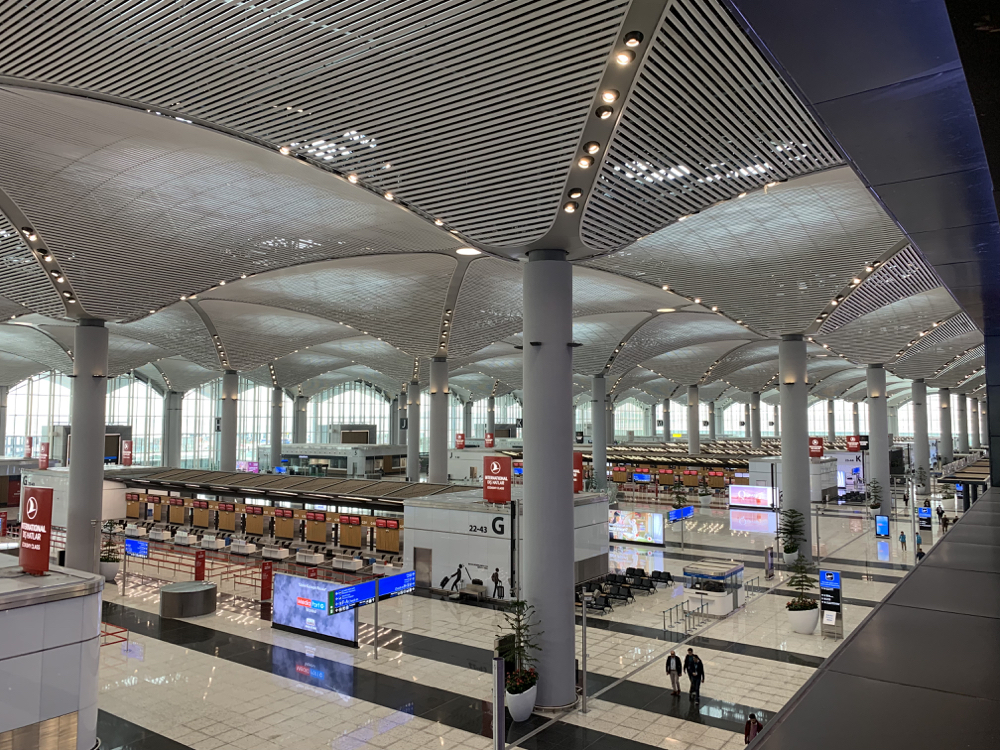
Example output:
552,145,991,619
614,398,650,439
3,372,72,456
808,399,870,436
237,380,293,463
181,379,220,469
470,394,522,438
307,381,391,444
106,375,163,464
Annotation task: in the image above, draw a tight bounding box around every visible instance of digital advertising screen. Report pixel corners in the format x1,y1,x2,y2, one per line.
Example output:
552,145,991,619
877,539,890,562
632,473,652,483
918,507,933,530
609,510,664,545
272,574,356,644
729,509,777,534
875,515,890,538
728,485,775,509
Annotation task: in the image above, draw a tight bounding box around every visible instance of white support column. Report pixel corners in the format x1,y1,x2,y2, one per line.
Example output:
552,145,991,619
220,370,238,472
867,365,891,517
750,392,761,449
398,391,407,446
162,390,183,467
592,376,607,490
827,399,836,444
744,403,751,439
970,397,981,449
607,402,615,445
269,386,283,471
956,395,969,454
487,395,495,437
406,380,420,482
912,381,930,496
389,396,398,445
522,250,575,709
463,399,473,440
716,401,725,438
66,320,109,574
775,405,781,438
980,398,989,451
779,335,812,561
0,385,7,456
428,357,448,483
687,385,700,455
852,401,860,436
293,395,309,443
708,401,716,441
662,399,671,441
888,405,899,441
939,388,954,464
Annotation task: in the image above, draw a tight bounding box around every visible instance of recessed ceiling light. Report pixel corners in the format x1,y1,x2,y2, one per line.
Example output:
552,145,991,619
384,192,394,200
584,142,601,155
568,188,583,199
279,146,291,155
615,50,636,65
624,31,644,47
578,156,594,168
563,202,578,213
595,106,613,119
601,90,619,103
434,219,444,226
656,308,675,313
347,174,358,183
456,248,481,256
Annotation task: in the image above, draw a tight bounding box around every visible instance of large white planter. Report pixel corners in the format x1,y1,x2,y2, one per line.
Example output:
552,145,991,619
782,550,799,565
506,684,537,722
100,561,120,583
787,607,819,634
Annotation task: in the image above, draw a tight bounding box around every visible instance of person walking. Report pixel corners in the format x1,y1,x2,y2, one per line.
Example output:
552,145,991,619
491,568,504,599
936,505,944,523
666,650,683,696
684,650,705,701
916,547,926,562
899,530,907,551
942,515,951,532
902,493,909,508
450,564,464,591
745,714,763,744
915,531,922,548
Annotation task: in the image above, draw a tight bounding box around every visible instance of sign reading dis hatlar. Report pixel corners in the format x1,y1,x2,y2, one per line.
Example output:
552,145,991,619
483,456,512,503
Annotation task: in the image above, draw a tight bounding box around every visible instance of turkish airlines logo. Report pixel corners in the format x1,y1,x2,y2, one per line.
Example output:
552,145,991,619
810,438,821,446
490,461,501,475
26,496,38,520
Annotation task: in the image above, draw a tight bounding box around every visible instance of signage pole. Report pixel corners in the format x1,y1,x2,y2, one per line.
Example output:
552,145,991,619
909,475,916,564
581,591,589,713
122,534,128,595
373,577,379,660
681,516,685,552
814,504,821,563
492,639,506,750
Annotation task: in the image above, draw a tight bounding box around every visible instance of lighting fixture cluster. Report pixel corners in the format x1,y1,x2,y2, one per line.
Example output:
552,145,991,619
412,359,420,382
931,347,984,380
269,363,278,387
439,308,453,353
603,340,628,373
212,334,230,368
892,319,950,359
813,260,886,328
21,227,77,306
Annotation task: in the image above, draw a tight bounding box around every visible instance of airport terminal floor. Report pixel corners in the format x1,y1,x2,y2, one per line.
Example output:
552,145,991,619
92,491,958,750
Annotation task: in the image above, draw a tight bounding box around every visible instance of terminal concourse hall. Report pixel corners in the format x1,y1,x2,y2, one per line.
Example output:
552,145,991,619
0,1,998,749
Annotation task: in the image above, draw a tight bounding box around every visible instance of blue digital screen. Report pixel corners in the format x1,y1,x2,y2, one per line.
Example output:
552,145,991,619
955,483,963,492
852,467,861,475
124,538,149,558
819,570,841,590
379,570,416,600
513,467,523,476
918,508,933,519
272,574,355,642
331,579,377,613
877,540,890,562
875,515,890,538
632,473,652,483
668,505,694,523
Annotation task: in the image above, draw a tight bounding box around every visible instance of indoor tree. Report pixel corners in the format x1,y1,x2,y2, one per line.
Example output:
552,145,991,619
497,600,542,695
785,553,818,612
778,508,806,555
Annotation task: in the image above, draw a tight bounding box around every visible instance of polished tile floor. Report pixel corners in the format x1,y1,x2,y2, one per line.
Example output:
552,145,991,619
97,494,957,750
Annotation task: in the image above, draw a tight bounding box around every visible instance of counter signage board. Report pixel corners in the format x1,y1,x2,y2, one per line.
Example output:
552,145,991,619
483,456,512,503
25,436,32,458
38,442,50,470
573,452,583,493
575,431,584,444
846,435,861,452
455,433,465,449
194,550,206,581
858,435,869,451
809,437,824,458
122,440,133,466
819,569,843,639
19,487,53,575
261,561,274,601
331,579,377,613
125,538,149,558
918,507,933,530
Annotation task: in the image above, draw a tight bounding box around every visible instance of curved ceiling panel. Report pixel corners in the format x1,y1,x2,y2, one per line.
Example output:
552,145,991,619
0,350,49,386
152,357,222,393
450,258,523,359
109,304,220,370
571,312,652,376
0,87,463,321
302,338,416,389
38,325,173,378
0,211,64,317
636,339,747,388
0,324,72,373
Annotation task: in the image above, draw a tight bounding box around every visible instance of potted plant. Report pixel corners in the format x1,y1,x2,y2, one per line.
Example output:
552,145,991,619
99,530,120,582
867,478,884,511
497,600,542,722
778,508,805,564
785,553,819,634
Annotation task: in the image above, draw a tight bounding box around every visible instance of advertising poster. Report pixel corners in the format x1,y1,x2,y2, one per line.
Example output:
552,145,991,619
194,550,206,581
609,510,664,545
846,435,861,452
19,487,53,575
918,507,933,530
809,437,824,458
25,436,32,459
729,509,777,534
261,561,274,601
875,515,890,538
483,456,511,503
728,485,775,508
272,574,356,644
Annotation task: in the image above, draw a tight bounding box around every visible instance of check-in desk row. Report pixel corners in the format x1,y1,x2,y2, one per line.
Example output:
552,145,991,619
125,493,402,553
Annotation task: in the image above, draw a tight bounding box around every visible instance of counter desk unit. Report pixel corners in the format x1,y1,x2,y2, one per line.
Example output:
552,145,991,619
683,559,745,617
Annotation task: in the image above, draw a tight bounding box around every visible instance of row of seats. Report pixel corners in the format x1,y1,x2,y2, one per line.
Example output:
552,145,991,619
576,567,676,614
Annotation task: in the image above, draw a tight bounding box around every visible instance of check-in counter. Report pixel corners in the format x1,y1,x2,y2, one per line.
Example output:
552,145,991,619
338,514,364,548
274,508,296,540
167,497,188,525
305,511,329,544
245,506,266,536
374,518,401,553
217,502,237,532
705,470,726,489
192,499,212,529
126,492,142,519
681,469,700,487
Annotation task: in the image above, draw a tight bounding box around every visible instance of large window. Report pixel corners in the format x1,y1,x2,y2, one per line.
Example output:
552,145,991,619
470,394,522,438
181,380,220,469
106,375,164,465
3,372,72,456
614,397,651,438
809,399,869,436
237,381,293,462
308,381,391,444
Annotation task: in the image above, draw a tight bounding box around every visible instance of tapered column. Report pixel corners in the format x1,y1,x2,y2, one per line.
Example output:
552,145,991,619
662,399,671,441
219,370,238,471
888,405,899,441
293,395,309,443
591,375,607,490
607,403,615,444
980,399,989,452
389,396,398,444
867,365,891,517
775,405,780,438
398,391,407,445
826,399,836,444
687,385,700,454
751,392,761,448
463,400,473,440
708,401,717,441
956,395,969,454
406,380,421,481
716,401,725,438
912,381,930,495
779,335,812,560
939,388,953,463
522,250,574,709
970,397,980,449
269,386,283,470
162,391,183,467
66,320,109,573
487,395,495,436
744,403,751,439
428,357,449,483
0,385,7,456
852,402,860,436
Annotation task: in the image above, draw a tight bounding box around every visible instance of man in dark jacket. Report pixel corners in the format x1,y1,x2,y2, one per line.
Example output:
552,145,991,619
665,650,683,695
684,650,705,701
745,714,763,744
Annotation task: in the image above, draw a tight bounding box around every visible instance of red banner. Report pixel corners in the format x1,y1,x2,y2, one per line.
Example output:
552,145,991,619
809,437,824,458
484,432,494,448
260,561,273,600
846,435,861,452
24,436,32,458
0,511,6,537
38,442,50,470
573,452,583,493
194,550,206,581
122,440,133,466
19,487,53,575
307,567,318,579
455,433,465,449
483,456,512,503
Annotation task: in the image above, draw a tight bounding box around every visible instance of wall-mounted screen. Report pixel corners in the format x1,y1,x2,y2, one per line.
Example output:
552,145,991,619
609,510,663,545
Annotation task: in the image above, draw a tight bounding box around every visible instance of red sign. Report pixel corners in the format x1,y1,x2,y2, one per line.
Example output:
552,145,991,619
386,519,399,530
24,436,32,458
846,435,861,452
573,452,583,493
455,433,465,449
307,567,318,579
376,518,387,528
484,433,495,448
19,487,53,575
38,442,50,470
0,511,6,537
350,516,361,525
122,440,133,466
194,550,206,581
261,561,273,601
809,437,824,458
340,515,351,524
483,456,512,503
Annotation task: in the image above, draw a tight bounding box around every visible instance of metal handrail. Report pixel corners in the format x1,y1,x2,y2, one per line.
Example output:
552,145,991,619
662,601,686,631
744,575,761,601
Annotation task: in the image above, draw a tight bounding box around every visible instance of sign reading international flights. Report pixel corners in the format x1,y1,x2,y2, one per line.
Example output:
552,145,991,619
122,440,134,466
573,452,583,493
483,456,512,503
809,437,824,458
24,436,32,459
194,550,206,581
455,433,465,450
38,442,50,470
484,432,495,448
728,485,775,508
846,435,861,452
19,487,53,575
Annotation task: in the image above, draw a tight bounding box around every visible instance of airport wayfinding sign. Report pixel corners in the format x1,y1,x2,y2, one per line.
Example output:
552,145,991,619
483,456,512,503
19,487,53,575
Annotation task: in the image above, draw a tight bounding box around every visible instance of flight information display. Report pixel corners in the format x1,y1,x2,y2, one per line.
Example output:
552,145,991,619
124,538,149,558
330,579,377,613
379,570,416,599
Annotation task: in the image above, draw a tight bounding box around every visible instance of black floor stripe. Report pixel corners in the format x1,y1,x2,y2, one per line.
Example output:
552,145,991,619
98,709,191,750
